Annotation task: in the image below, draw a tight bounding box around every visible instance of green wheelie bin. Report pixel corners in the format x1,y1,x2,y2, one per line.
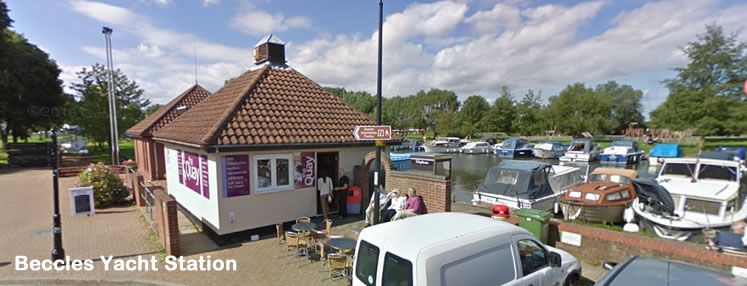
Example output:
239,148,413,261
514,208,553,244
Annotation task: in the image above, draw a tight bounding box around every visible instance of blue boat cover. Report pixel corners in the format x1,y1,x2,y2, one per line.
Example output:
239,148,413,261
389,153,411,162
478,160,554,199
649,144,682,158
717,146,746,160
699,151,733,161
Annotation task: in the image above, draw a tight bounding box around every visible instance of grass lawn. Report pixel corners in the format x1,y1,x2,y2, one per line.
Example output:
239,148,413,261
0,137,135,167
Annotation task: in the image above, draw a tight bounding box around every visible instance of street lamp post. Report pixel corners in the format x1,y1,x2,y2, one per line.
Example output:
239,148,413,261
373,0,384,225
50,129,65,261
102,27,120,165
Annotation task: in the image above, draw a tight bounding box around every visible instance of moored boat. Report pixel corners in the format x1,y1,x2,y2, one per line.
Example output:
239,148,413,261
461,141,491,154
472,160,585,211
422,137,460,153
532,141,568,159
633,156,746,241
493,137,533,157
559,138,602,162
600,140,644,164
559,168,638,223
648,144,682,166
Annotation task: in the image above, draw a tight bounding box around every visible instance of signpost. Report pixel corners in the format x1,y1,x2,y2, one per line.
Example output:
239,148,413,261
353,125,392,141
70,186,95,216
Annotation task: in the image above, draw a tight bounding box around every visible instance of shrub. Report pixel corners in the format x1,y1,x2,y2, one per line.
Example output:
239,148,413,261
79,162,130,207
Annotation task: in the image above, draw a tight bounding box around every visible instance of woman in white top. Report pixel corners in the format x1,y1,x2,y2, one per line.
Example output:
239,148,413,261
317,176,333,219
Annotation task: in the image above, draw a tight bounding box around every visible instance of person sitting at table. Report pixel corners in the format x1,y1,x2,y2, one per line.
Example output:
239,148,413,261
709,221,746,250
391,188,427,221
364,187,390,227
381,189,407,222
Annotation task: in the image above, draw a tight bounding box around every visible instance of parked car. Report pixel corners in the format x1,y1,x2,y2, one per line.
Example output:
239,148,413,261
353,212,581,286
597,256,745,286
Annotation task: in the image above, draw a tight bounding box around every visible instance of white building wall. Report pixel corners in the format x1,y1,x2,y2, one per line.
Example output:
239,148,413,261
163,144,221,230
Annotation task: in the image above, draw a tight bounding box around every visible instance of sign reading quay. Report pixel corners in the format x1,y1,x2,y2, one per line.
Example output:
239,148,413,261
354,125,392,141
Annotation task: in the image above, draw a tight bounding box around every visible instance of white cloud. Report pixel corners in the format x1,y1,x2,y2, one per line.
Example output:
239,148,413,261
202,0,219,7
230,7,311,36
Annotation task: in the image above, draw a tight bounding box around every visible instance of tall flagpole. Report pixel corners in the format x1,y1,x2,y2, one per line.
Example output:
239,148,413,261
102,27,119,165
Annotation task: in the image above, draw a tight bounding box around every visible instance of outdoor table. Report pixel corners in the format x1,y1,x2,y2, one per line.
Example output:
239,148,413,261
291,222,317,257
330,237,357,279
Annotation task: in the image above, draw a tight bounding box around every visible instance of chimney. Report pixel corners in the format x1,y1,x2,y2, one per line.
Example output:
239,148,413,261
254,34,285,65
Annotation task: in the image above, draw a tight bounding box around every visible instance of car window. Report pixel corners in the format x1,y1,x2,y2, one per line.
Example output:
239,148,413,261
517,239,548,276
383,252,412,286
440,243,515,286
356,240,380,286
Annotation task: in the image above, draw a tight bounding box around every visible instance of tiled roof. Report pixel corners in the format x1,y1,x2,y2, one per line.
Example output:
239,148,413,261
153,64,377,147
126,84,211,137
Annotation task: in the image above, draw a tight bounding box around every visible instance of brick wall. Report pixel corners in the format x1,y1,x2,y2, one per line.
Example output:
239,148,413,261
355,152,394,211
553,221,747,272
153,188,180,256
388,171,451,213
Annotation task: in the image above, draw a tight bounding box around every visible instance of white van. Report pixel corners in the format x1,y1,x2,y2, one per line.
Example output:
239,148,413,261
352,212,581,286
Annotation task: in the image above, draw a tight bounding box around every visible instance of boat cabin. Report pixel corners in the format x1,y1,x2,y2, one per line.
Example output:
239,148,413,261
564,168,638,206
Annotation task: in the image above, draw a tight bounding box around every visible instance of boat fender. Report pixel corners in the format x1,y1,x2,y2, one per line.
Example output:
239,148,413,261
623,207,639,232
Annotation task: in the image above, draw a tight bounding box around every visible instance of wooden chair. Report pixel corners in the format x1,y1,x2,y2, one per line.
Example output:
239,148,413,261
324,219,333,235
275,223,285,259
323,253,348,282
286,231,300,266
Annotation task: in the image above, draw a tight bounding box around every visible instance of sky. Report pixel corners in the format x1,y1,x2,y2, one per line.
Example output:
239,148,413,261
5,0,747,117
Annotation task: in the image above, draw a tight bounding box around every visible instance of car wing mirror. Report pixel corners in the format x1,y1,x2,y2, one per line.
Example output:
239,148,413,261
550,252,562,267
603,262,617,271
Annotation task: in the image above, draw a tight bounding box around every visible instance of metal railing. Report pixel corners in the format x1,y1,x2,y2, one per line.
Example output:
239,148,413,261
127,167,156,232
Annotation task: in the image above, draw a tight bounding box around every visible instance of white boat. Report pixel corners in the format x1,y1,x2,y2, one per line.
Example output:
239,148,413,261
422,137,460,153
493,137,533,157
472,160,585,211
633,155,746,241
600,140,644,164
559,138,602,162
532,142,568,159
461,142,491,154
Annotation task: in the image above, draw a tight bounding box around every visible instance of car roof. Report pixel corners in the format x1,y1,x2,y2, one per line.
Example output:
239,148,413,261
358,213,525,260
598,256,742,286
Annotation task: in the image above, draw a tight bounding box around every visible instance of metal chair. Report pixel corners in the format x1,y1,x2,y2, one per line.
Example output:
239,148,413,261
286,231,301,266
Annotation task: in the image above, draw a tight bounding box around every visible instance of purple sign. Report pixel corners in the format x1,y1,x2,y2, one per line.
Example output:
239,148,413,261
294,152,315,188
222,155,250,198
177,150,183,184
182,151,201,194
200,155,210,199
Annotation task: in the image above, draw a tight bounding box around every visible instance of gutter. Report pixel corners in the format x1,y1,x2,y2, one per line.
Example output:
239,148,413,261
208,141,401,153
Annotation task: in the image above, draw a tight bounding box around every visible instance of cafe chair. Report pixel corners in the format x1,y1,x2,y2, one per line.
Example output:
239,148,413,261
296,217,311,224
323,253,347,283
275,223,286,259
286,231,301,266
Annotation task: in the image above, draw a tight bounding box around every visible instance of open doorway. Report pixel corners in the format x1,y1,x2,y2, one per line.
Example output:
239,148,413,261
316,152,339,216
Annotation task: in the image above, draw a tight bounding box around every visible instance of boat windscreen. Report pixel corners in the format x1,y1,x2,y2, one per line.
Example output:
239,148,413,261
698,164,737,181
569,141,587,152
609,175,632,184
502,140,516,149
497,169,520,185
661,163,695,178
589,174,607,182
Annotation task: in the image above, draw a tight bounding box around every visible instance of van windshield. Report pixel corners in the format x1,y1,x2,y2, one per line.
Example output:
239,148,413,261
383,252,413,286
356,240,380,286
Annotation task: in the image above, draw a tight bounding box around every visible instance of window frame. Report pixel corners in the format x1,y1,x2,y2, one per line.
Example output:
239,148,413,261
382,252,413,286
356,240,380,286
253,154,294,194
516,239,550,277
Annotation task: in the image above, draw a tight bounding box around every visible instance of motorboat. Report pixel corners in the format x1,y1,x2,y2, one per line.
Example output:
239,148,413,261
479,137,498,146
422,137,460,153
600,140,644,164
716,146,746,163
461,141,491,154
559,138,602,162
493,137,533,157
559,168,638,223
532,142,568,159
633,155,746,241
648,144,682,166
472,160,585,211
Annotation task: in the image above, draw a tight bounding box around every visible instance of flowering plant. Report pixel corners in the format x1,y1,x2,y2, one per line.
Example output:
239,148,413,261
78,162,130,207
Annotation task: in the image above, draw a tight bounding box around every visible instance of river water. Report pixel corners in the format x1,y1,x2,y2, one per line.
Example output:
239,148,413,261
399,152,661,204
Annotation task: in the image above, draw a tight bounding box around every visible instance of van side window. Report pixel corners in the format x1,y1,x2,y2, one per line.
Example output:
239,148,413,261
517,239,548,276
383,252,413,286
356,240,380,286
440,243,515,286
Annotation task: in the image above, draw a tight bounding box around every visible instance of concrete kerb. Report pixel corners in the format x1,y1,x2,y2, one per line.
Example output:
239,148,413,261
0,277,187,286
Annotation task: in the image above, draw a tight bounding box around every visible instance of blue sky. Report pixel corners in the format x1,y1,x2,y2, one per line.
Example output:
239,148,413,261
6,0,747,117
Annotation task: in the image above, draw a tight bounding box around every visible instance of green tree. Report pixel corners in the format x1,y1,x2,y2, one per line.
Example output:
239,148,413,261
69,64,149,146
545,83,613,136
411,89,459,137
513,89,544,135
594,81,644,134
144,104,162,116
0,3,65,145
458,95,490,136
436,110,460,137
650,24,747,135
482,86,516,133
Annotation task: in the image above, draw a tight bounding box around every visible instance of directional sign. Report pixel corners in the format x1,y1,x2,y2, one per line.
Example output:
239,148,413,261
354,125,392,141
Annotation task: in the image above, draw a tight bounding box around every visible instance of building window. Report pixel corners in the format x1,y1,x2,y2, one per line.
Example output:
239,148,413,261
254,154,293,193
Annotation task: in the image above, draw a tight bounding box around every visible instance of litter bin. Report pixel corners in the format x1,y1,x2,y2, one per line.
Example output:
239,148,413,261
515,208,553,244
347,186,362,215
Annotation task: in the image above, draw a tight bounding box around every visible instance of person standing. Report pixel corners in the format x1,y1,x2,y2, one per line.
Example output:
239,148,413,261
318,175,333,220
334,168,350,219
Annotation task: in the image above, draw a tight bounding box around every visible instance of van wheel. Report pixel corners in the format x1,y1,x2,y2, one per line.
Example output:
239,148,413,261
564,273,580,286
